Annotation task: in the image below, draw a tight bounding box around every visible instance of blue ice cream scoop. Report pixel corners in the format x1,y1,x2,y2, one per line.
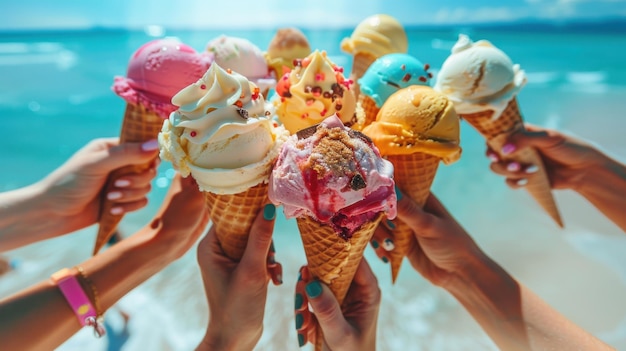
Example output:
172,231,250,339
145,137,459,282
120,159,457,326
358,53,432,107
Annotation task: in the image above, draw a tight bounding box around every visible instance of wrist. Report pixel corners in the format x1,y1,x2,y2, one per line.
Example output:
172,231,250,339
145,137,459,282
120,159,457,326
200,326,258,351
576,154,626,195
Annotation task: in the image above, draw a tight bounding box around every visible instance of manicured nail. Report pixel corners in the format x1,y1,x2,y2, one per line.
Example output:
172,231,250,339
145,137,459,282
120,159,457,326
295,313,304,329
501,143,516,155
110,207,124,215
269,241,276,253
298,333,305,347
141,139,159,151
371,240,379,249
507,162,521,172
277,274,283,285
525,165,538,174
114,179,131,187
107,191,122,200
386,219,396,230
487,153,499,162
295,293,303,309
263,204,276,220
381,256,389,263
383,238,395,251
516,178,528,186
305,281,323,298
394,184,403,201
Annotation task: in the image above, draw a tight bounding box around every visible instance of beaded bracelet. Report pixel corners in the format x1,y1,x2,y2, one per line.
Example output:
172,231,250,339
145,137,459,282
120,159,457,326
51,267,106,338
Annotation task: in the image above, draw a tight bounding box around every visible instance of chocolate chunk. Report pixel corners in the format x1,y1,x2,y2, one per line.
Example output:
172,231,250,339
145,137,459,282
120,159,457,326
350,173,366,190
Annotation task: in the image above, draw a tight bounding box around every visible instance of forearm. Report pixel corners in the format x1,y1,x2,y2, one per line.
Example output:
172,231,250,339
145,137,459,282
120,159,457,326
446,253,615,351
0,221,175,349
576,156,626,231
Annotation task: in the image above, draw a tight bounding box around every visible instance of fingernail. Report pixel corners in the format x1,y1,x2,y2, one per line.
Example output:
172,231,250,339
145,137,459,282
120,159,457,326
263,204,276,220
110,207,124,215
141,139,159,151
114,179,131,187
501,143,516,155
305,281,322,298
487,153,499,162
383,238,395,251
298,333,305,347
295,313,304,329
394,184,403,201
507,162,521,172
381,256,389,263
525,165,538,174
270,241,276,253
107,191,122,200
277,274,283,285
295,293,303,309
386,219,396,230
371,240,379,249
517,178,529,186
297,271,302,281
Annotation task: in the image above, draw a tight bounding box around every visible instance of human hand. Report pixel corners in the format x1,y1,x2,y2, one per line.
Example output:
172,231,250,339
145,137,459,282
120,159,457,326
295,260,380,351
196,204,282,351
387,191,484,288
486,124,604,191
40,138,159,234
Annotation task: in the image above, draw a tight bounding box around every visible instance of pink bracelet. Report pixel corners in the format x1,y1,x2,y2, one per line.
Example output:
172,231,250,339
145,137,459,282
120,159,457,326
51,268,106,337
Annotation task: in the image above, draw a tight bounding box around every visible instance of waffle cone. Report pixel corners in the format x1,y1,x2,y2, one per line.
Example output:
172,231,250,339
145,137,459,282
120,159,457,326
385,153,440,283
359,94,381,129
462,98,563,227
204,183,269,261
93,103,163,255
350,53,377,99
297,213,383,351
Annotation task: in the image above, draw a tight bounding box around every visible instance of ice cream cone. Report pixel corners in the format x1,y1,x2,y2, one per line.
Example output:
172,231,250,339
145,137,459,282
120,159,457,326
385,153,440,283
204,183,269,261
358,94,381,129
461,98,563,227
297,213,384,351
94,103,163,255
350,52,377,98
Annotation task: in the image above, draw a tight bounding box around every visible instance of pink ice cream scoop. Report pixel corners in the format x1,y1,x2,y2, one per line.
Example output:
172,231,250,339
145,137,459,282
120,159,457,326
269,114,397,239
112,38,212,118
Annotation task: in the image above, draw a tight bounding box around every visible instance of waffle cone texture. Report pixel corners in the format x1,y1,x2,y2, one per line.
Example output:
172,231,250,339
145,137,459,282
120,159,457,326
461,98,563,227
94,103,163,254
297,213,383,351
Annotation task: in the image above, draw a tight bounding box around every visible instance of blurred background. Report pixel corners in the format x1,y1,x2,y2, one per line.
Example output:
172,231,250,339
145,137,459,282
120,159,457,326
1,1,626,350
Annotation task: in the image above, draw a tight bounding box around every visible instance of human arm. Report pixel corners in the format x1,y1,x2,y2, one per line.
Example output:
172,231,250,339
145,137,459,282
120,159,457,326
295,259,380,351
0,138,160,251
195,203,282,351
394,191,615,351
0,174,209,350
487,124,626,231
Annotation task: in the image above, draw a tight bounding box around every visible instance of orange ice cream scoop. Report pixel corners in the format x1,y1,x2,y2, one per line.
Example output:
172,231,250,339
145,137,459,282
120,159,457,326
363,85,461,163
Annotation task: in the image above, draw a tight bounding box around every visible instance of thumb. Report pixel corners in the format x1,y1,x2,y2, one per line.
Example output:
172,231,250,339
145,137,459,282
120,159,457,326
99,139,160,170
305,280,348,343
507,126,565,151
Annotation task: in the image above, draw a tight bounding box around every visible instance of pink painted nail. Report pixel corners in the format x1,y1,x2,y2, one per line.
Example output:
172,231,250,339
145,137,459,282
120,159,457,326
525,165,538,174
107,191,122,200
488,153,499,162
110,207,124,215
141,139,159,151
501,143,516,155
516,178,528,186
507,162,521,172
114,179,131,187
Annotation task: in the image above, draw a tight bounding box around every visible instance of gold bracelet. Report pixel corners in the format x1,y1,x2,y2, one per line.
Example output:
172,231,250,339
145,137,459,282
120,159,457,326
75,266,105,337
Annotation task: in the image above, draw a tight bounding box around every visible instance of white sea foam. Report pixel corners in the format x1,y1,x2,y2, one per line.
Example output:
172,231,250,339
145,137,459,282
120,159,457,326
0,42,77,70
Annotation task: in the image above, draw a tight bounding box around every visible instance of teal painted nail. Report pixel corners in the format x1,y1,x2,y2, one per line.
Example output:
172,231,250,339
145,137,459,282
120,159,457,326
386,219,396,230
371,240,379,249
394,184,403,201
295,313,304,329
263,204,276,220
298,333,305,347
382,256,389,263
295,293,303,309
305,281,323,298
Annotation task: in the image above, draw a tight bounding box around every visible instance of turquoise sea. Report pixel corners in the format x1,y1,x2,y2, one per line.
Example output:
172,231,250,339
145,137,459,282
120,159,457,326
1,24,626,350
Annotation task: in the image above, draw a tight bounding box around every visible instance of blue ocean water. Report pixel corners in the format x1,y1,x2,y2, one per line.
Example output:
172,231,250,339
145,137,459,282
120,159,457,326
1,25,626,350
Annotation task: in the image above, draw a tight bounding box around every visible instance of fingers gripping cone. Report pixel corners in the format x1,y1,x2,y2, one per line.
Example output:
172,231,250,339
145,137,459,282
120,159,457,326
204,183,269,261
298,213,383,351
94,103,162,254
462,98,563,227
386,153,440,283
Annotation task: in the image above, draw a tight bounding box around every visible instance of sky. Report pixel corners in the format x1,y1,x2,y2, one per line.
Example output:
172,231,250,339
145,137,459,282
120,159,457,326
1,0,626,31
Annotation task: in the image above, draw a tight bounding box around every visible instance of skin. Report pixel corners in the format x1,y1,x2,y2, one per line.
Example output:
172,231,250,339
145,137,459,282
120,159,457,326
0,138,160,251
486,124,626,231
196,204,283,351
0,174,209,350
375,192,616,351
294,260,380,351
